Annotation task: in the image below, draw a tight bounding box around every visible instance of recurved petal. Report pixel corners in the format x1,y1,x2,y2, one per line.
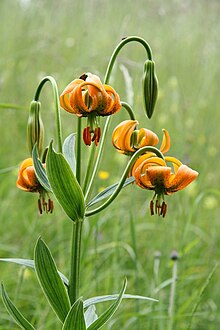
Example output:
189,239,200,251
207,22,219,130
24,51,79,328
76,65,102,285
60,79,85,113
99,85,121,115
137,128,159,148
131,153,159,176
167,164,199,192
165,156,182,173
112,120,138,154
160,129,170,154
134,163,153,189
60,79,84,96
86,73,104,97
69,85,90,116
60,93,74,113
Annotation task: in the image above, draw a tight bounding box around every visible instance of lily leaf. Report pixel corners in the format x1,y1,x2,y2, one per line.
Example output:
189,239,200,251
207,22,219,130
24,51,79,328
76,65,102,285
1,283,36,330
63,133,76,175
62,298,86,330
87,176,135,208
84,293,158,309
32,144,52,192
0,258,69,287
87,278,127,330
85,305,98,328
46,142,85,222
34,238,71,323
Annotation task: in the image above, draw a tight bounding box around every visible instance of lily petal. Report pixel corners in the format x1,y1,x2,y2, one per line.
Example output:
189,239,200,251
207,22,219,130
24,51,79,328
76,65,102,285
160,129,170,154
167,164,199,192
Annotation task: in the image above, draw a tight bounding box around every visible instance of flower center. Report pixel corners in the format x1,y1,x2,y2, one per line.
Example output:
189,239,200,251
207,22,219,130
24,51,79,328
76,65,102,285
150,193,167,218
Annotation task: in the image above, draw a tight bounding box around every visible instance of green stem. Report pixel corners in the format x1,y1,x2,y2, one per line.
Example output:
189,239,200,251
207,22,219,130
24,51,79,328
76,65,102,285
168,258,178,330
34,76,62,153
84,36,153,200
85,146,164,217
104,36,153,84
121,101,136,120
76,117,82,184
68,219,84,304
82,143,97,194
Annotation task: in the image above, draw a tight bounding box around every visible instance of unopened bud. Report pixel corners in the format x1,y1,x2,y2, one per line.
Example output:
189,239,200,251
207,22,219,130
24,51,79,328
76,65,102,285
170,250,179,261
142,60,158,119
27,101,44,157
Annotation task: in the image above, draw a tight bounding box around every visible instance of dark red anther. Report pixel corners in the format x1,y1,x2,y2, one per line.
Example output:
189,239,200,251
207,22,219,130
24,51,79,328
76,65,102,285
38,198,43,214
150,200,154,216
79,73,88,81
92,127,101,146
48,199,54,213
83,126,92,146
161,201,167,218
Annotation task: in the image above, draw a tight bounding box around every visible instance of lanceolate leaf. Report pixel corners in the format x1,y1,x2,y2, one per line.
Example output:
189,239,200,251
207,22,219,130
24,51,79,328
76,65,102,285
32,144,52,192
87,278,127,330
85,305,98,328
0,258,69,287
84,293,158,309
87,176,135,208
34,238,71,323
1,283,36,330
62,299,86,330
46,142,85,222
63,133,77,175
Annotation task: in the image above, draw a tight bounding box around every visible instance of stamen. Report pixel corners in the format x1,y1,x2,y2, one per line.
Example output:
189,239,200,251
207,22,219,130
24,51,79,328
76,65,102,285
92,127,101,146
161,201,167,218
48,199,54,213
150,200,154,215
155,199,160,214
83,126,92,146
42,197,48,213
38,198,43,214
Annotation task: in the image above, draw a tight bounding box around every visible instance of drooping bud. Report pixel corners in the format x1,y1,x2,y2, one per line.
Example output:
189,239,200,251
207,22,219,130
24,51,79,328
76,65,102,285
27,101,44,157
142,60,159,119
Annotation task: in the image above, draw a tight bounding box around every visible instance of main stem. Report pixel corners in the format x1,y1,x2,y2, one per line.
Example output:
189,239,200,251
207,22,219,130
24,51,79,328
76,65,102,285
68,219,84,304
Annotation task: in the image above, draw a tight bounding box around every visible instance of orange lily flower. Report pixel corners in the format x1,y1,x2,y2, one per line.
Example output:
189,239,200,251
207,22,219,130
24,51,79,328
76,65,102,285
60,73,121,146
133,156,198,217
112,120,170,155
16,158,53,214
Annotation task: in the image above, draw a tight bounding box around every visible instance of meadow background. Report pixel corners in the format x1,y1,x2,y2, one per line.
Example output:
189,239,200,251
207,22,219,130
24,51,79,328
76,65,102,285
0,0,220,329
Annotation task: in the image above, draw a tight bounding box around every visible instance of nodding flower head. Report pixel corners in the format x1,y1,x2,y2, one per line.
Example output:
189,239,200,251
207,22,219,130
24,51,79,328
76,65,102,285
60,73,121,146
16,158,53,214
133,156,198,217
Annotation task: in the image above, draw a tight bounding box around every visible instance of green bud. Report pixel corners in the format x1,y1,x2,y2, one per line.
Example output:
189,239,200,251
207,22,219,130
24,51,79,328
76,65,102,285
27,100,44,157
142,60,159,119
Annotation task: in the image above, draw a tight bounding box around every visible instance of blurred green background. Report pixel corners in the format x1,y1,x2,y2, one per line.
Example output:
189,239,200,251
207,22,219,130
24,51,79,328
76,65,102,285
0,0,219,329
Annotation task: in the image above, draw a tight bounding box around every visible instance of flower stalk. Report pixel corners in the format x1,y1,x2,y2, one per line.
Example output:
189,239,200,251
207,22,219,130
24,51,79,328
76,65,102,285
34,76,63,153
84,36,154,199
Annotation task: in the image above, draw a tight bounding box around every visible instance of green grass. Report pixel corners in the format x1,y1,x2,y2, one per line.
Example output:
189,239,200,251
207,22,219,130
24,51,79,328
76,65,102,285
1,0,220,329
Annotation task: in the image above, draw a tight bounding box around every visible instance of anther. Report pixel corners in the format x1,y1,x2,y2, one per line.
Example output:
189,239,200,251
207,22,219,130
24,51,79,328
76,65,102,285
83,126,92,146
48,199,54,213
79,73,88,81
38,198,43,215
161,201,167,218
92,127,101,146
150,200,154,215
